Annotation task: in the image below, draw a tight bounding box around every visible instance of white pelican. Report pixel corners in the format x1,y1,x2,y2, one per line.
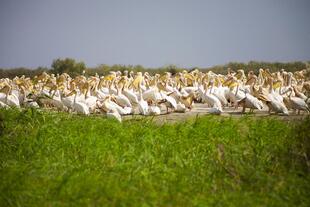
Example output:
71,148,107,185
0,100,9,108
267,79,289,115
160,92,177,113
283,88,309,114
208,107,222,115
137,90,149,115
0,84,20,107
115,85,132,108
147,105,161,115
237,92,264,113
175,102,186,113
198,85,222,111
71,90,90,115
107,109,122,122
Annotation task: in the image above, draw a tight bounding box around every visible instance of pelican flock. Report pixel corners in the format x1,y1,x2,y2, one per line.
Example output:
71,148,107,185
0,68,309,122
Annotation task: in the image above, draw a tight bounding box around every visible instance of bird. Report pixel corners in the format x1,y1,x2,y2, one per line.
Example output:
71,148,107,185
147,105,161,115
283,88,309,114
1,66,310,121
198,84,222,111
175,103,187,113
159,92,177,114
0,100,9,108
107,109,122,122
71,90,90,115
208,107,222,115
237,92,264,113
115,85,132,108
137,89,149,115
0,84,20,107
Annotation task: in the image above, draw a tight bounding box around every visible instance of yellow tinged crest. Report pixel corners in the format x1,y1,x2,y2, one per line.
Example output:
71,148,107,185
228,82,238,89
184,73,194,80
273,81,282,89
132,75,143,89
104,74,116,81
258,94,270,102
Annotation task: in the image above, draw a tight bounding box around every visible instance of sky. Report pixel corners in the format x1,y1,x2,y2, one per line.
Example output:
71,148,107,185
0,0,310,69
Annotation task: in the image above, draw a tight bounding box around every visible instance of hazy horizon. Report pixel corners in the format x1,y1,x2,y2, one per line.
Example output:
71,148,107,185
1,0,310,69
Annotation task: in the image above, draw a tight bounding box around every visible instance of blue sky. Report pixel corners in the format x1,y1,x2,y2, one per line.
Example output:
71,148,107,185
0,0,309,68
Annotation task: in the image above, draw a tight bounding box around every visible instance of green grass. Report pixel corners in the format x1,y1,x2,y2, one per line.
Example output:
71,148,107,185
0,109,309,207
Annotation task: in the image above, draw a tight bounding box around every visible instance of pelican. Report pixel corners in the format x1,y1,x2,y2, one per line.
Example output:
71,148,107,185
0,84,20,107
148,105,161,115
143,87,163,103
175,102,186,113
71,90,90,115
0,100,9,108
198,84,222,111
159,92,177,113
208,107,222,115
115,85,132,108
122,78,139,105
107,109,122,122
283,88,309,114
237,91,264,113
267,78,289,115
102,95,132,115
137,89,149,115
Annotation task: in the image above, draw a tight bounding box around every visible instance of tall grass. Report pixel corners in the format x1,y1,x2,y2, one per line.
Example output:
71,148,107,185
0,109,309,206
